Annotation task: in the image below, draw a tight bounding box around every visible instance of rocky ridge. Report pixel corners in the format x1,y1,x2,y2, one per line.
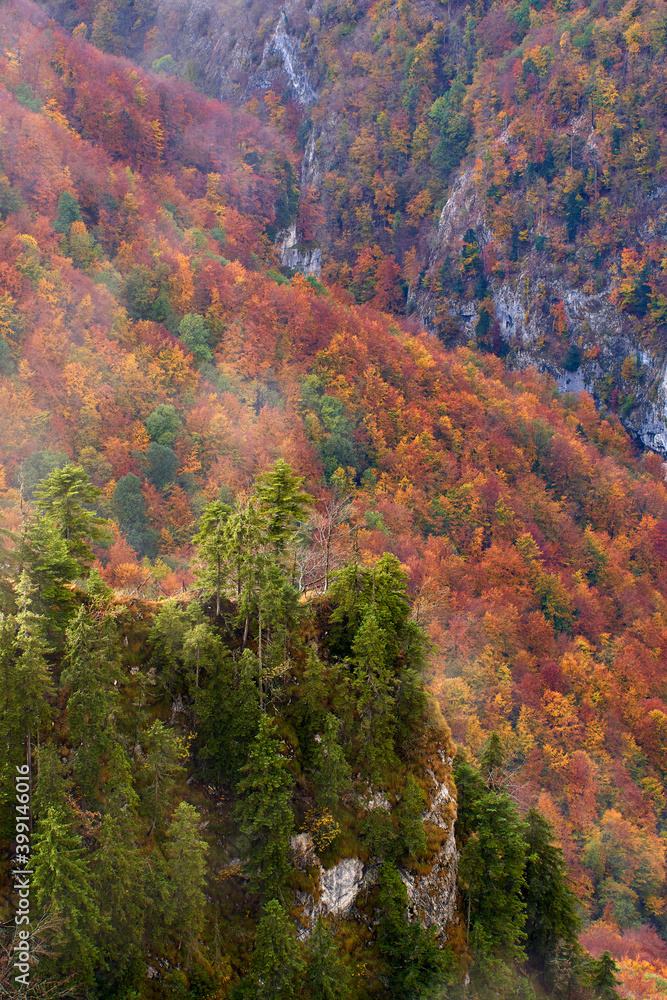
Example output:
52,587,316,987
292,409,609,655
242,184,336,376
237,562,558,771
291,743,458,941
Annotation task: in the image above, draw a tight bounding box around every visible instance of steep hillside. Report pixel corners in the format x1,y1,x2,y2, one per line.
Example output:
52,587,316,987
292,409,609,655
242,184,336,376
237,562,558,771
3,4,667,996
37,0,667,449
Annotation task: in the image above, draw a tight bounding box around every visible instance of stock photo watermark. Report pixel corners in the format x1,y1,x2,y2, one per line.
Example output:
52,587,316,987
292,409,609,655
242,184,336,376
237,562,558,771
13,762,32,987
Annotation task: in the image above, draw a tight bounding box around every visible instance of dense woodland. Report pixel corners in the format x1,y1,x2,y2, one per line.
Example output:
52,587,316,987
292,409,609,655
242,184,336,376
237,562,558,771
3,0,667,995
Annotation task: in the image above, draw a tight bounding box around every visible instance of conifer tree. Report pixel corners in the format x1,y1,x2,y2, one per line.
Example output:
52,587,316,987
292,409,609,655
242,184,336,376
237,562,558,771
312,713,352,812
197,647,261,784
35,743,72,816
351,610,396,779
164,802,209,953
244,899,304,1000
33,464,107,574
193,500,233,616
304,919,351,1000
256,458,314,556
523,808,580,973
142,719,186,833
21,515,78,633
377,863,450,1000
94,745,146,989
32,806,102,984
235,715,294,898
455,756,527,961
395,773,427,861
590,952,621,1000
61,605,121,798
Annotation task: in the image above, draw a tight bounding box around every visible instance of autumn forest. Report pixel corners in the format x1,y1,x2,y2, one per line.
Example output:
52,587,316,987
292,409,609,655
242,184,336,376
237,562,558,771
3,0,667,995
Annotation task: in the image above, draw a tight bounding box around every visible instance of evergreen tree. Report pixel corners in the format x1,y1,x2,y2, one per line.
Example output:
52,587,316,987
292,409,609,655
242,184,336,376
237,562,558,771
94,745,147,991
377,863,451,1000
32,805,102,984
0,579,54,803
142,719,186,833
182,617,228,721
590,952,621,1000
523,808,580,973
149,598,193,696
164,801,209,954
34,743,72,816
256,458,314,556
328,553,423,665
61,605,121,798
351,609,397,779
53,191,82,234
194,500,233,616
0,613,20,802
13,573,54,735
235,715,294,898
312,713,352,812
395,773,427,862
112,473,156,555
455,756,527,961
304,919,351,1000
480,731,506,792
244,899,304,1000
33,464,107,574
197,647,261,785
21,515,78,633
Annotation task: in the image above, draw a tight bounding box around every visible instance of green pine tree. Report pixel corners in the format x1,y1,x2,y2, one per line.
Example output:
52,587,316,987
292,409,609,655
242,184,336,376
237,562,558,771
94,745,147,991
33,464,108,575
244,899,304,999
455,756,527,962
590,951,621,1000
313,713,352,813
193,500,233,616
235,715,294,898
32,805,102,984
377,863,451,1000
256,458,314,556
61,605,121,798
141,719,186,834
164,801,209,954
523,808,580,973
304,919,351,1000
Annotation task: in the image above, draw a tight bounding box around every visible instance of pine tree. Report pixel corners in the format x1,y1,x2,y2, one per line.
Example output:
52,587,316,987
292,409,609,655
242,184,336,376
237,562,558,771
61,605,121,798
235,715,294,898
164,802,209,953
590,951,621,1000
256,458,314,556
94,745,147,990
523,808,580,973
377,863,451,1000
304,919,352,1000
142,720,186,834
34,743,72,816
244,899,304,1000
313,713,352,812
21,515,78,634
193,500,233,616
455,756,527,961
351,610,396,779
33,464,107,575
32,806,102,984
197,647,260,785
395,773,427,861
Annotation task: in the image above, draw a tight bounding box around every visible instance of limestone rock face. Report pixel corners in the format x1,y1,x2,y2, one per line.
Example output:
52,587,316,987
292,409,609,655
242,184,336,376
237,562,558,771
292,738,458,940
416,164,667,458
278,223,322,276
401,749,458,934
292,839,372,940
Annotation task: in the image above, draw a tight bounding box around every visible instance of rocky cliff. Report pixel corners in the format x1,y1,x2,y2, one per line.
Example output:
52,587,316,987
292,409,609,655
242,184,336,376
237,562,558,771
292,736,459,942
